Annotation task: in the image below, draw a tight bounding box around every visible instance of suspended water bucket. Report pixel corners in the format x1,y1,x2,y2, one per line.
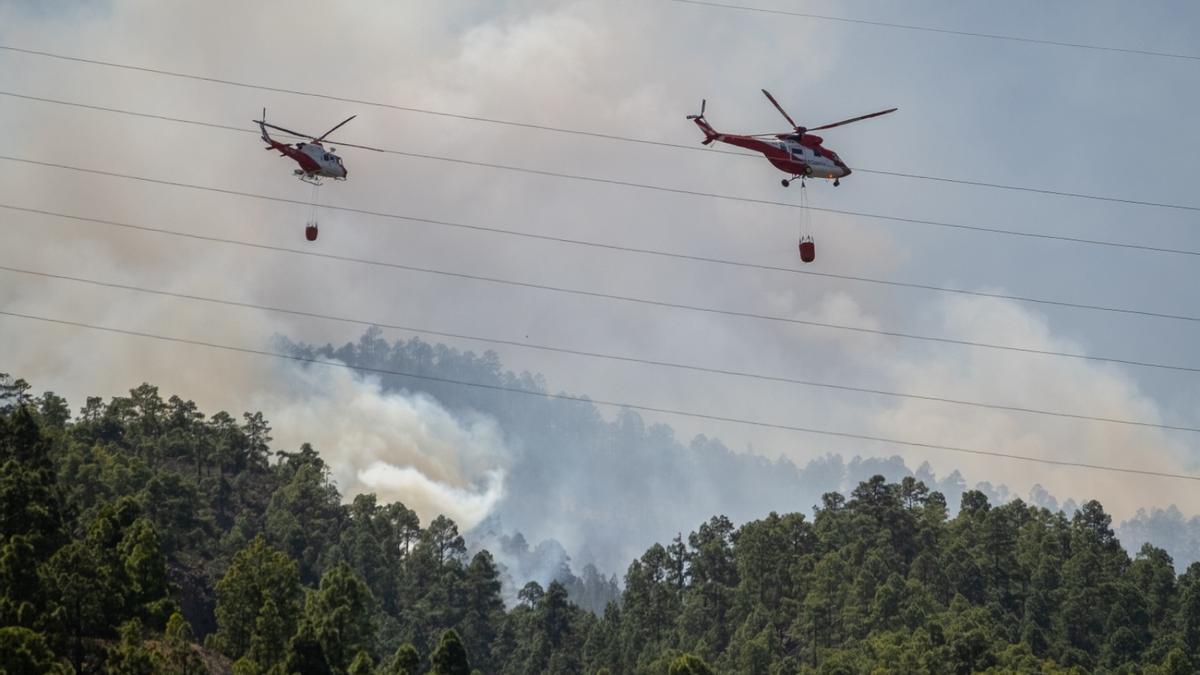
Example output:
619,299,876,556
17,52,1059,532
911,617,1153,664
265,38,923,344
305,223,319,241
798,237,815,263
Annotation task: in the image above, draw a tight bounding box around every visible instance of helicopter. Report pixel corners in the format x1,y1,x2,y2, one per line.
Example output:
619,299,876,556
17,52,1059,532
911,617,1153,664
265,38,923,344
688,90,896,261
688,90,896,188
254,109,381,240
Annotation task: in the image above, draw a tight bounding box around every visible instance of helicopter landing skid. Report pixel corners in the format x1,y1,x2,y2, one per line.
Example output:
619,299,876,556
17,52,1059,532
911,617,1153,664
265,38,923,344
296,171,324,186
781,176,805,188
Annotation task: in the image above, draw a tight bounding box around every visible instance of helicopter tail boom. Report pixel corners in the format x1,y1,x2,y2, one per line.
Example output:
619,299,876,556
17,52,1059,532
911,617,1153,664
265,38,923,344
691,116,719,145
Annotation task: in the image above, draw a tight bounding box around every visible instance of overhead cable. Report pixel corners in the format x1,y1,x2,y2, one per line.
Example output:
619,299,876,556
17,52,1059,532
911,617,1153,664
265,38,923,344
3,259,1197,435
1,48,1197,213
3,309,1198,482
2,200,1197,375
4,201,1194,324
668,0,1200,63
3,143,1199,260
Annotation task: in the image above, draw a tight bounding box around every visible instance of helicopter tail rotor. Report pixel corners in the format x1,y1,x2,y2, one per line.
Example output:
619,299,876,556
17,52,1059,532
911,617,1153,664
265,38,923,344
687,99,719,145
254,107,271,143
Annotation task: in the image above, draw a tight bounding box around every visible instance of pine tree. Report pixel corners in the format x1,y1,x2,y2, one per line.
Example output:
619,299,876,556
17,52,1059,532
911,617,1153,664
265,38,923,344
347,649,374,675
104,619,161,674
459,550,504,671
212,535,302,663
668,652,715,675
307,562,376,673
383,643,420,675
430,629,471,675
284,620,331,675
162,612,206,675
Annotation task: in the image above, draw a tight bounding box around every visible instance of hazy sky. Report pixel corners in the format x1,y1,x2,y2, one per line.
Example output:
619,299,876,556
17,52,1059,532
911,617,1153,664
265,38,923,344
2,0,1198,524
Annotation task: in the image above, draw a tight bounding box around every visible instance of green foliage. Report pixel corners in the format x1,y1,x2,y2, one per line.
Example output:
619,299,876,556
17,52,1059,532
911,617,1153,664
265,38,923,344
43,539,110,667
383,643,421,674
8,372,1200,674
284,620,331,675
1148,648,1193,675
265,445,341,585
458,550,504,671
306,561,376,673
163,612,207,675
0,626,65,674
117,515,177,628
347,649,374,675
667,652,715,675
104,619,162,674
0,535,44,628
0,407,65,558
212,535,302,665
430,629,471,675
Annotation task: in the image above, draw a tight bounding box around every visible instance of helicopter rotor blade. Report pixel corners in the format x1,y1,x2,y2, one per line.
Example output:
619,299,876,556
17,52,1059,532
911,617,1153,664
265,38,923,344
256,120,312,140
315,115,357,142
324,140,385,153
807,108,898,132
761,89,798,129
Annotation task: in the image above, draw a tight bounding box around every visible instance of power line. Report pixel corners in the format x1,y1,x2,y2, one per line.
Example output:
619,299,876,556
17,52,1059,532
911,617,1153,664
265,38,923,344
4,200,1194,325
4,259,1197,436
4,137,1199,261
2,309,1197,482
1,50,1197,214
3,200,1198,375
668,0,1200,63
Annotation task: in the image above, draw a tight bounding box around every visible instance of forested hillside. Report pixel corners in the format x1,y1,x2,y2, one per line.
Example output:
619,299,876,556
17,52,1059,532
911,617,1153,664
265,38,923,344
3,371,1200,673
283,330,1087,576
286,330,1200,575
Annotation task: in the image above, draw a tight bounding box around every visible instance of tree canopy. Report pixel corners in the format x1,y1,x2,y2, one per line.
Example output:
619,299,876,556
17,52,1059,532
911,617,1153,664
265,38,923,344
2,372,1198,673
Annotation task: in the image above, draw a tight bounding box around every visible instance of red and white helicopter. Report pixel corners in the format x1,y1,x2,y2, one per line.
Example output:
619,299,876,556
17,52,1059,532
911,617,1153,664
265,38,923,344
254,109,381,240
688,90,896,262
688,90,896,188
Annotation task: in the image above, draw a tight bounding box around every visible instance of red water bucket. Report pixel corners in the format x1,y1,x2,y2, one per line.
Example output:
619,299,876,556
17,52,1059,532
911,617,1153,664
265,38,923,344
305,224,319,241
798,238,815,263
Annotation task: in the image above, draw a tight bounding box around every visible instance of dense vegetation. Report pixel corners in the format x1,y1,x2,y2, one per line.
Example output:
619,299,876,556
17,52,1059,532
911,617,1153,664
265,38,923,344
2,371,1200,673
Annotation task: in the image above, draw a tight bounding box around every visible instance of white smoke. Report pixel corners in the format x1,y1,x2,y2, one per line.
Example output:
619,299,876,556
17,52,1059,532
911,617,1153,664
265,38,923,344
868,294,1198,517
259,363,508,529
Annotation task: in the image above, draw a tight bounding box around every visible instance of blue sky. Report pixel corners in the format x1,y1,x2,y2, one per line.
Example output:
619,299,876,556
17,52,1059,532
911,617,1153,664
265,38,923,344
1,0,1197,524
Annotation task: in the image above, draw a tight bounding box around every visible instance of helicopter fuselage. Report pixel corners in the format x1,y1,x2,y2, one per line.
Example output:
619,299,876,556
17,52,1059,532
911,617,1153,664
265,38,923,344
259,126,348,181
706,129,851,182
296,142,347,179
278,140,347,180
